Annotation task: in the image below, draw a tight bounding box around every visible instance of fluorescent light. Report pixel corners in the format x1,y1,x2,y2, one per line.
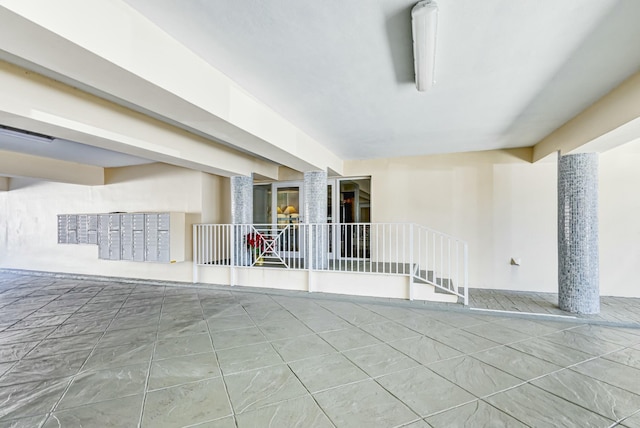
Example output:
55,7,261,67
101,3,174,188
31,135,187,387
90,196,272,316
0,125,55,144
412,0,438,92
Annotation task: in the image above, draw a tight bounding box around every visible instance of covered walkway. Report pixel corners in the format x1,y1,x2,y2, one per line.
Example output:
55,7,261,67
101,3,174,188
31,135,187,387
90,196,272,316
1,271,640,427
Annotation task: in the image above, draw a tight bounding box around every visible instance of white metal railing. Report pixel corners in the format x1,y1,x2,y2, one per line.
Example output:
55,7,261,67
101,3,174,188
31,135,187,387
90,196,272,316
193,223,468,305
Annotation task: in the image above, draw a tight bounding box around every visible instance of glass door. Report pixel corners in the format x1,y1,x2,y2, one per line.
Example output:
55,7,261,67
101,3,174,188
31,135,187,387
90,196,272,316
337,178,371,259
273,183,302,257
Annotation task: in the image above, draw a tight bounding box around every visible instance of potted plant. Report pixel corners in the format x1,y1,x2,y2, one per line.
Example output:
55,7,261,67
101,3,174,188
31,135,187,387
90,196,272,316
246,232,265,266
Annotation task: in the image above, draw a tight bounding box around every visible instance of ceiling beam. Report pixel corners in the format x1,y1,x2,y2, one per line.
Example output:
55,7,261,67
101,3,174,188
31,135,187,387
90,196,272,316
0,60,279,179
533,70,640,161
0,150,104,185
0,1,343,174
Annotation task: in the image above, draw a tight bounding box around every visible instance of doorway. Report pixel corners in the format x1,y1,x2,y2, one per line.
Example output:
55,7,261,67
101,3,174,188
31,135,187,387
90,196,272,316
253,177,371,260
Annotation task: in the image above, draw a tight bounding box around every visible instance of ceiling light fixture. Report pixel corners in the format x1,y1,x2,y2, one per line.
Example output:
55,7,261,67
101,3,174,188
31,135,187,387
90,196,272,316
0,125,55,144
411,0,438,92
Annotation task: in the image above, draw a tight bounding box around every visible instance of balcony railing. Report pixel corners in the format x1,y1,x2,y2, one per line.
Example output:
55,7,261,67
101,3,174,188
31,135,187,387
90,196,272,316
193,223,468,305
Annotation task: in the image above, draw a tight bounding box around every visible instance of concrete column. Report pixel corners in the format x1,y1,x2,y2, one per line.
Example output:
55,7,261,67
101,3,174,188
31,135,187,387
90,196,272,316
558,153,600,314
304,171,328,269
231,175,253,265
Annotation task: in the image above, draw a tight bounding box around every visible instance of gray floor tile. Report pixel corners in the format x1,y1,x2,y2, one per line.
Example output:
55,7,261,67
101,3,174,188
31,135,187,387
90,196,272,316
485,383,614,428
49,318,111,338
344,343,420,377
359,321,422,342
289,353,369,393
0,415,48,428
425,400,527,428
0,351,88,387
43,394,143,428
314,379,420,427
570,324,640,347
377,366,476,417
190,416,237,427
533,369,640,421
301,315,352,333
154,333,213,360
270,334,336,362
319,327,381,351
148,352,221,390
0,326,55,345
543,329,625,355
603,347,640,370
207,313,256,332
621,411,640,428
142,377,232,428
0,362,14,377
395,315,453,336
0,342,38,361
423,328,500,354
507,336,593,366
389,335,461,365
258,319,314,341
225,364,308,414
421,311,488,329
82,342,154,372
235,395,333,428
203,303,247,318
157,319,208,338
571,357,640,395
25,337,99,364
96,325,157,348
216,342,283,374
493,317,564,336
462,323,531,345
0,377,71,421
471,345,562,381
428,356,522,397
57,364,148,410
210,326,267,350
10,314,71,330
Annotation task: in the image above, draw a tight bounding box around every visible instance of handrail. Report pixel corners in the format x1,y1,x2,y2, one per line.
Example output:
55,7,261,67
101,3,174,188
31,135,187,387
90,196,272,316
193,223,468,304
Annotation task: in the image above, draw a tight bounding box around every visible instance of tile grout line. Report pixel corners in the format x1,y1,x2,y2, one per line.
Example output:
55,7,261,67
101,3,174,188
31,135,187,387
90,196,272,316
136,284,167,428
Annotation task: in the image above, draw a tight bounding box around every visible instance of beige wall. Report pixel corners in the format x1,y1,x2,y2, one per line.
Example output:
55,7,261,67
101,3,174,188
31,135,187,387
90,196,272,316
0,163,224,282
346,144,640,298
2,145,639,298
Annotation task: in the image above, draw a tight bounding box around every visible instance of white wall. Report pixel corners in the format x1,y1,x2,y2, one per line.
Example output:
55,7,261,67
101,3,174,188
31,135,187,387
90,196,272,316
600,140,640,297
0,163,220,282
346,145,640,298
2,144,639,298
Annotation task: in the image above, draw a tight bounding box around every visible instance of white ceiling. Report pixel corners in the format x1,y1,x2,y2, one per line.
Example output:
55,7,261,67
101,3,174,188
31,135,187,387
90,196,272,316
0,131,152,168
120,0,640,160
2,0,640,172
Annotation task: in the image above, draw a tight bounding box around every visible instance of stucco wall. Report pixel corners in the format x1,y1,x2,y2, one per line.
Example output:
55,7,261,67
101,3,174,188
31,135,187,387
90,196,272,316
345,144,640,298
0,163,223,282
2,143,640,298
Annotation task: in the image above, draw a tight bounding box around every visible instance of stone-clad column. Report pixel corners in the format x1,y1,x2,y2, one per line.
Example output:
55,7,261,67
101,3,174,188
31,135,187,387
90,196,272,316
558,153,599,314
304,171,328,269
231,175,253,265
231,176,253,225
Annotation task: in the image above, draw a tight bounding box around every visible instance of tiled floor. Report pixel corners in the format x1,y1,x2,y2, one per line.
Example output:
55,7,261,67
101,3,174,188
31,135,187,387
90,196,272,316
1,272,640,427
469,288,640,327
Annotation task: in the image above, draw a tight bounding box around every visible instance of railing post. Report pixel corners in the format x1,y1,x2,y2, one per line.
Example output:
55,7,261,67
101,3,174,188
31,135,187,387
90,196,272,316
463,242,469,306
230,225,236,287
308,224,313,292
192,225,198,284
409,223,414,301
